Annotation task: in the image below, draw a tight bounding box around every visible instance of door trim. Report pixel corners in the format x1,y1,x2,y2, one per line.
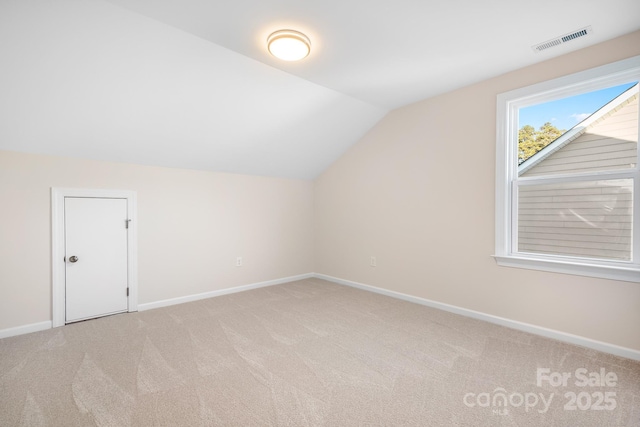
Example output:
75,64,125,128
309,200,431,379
51,188,138,327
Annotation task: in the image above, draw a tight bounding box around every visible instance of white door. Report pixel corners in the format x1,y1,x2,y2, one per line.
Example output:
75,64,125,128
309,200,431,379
65,197,129,323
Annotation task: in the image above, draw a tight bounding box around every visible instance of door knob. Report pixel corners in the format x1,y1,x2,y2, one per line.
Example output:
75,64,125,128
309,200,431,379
69,256,78,263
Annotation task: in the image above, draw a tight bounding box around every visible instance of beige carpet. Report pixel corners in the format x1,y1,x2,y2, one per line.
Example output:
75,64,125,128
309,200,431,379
1,278,639,426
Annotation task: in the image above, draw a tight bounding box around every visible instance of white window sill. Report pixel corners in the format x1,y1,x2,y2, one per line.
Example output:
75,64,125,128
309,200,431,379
493,254,639,283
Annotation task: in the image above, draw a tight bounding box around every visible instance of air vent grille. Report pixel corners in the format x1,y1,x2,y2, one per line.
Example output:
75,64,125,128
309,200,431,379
536,39,562,51
562,29,588,42
532,26,593,52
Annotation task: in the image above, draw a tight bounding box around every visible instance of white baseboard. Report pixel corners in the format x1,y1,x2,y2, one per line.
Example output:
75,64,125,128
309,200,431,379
0,274,313,339
4,274,638,362
314,273,640,362
0,320,52,339
138,273,314,312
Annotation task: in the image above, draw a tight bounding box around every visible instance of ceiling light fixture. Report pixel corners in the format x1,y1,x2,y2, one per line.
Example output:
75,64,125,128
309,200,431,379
267,30,311,61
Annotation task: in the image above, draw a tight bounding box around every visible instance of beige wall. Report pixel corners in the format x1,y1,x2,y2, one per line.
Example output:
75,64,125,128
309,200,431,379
314,31,640,351
2,32,639,353
0,150,314,331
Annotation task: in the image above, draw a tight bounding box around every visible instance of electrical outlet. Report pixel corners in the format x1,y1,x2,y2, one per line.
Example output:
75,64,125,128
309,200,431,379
236,257,242,267
370,256,377,267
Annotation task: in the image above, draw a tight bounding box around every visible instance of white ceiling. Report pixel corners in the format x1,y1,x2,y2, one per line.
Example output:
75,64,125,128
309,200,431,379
1,0,639,179
103,0,640,109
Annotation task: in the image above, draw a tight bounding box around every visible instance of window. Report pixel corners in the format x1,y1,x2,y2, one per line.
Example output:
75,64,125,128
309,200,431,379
495,56,640,282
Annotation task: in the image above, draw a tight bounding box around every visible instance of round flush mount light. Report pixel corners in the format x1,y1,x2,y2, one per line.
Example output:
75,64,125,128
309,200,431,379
267,29,311,61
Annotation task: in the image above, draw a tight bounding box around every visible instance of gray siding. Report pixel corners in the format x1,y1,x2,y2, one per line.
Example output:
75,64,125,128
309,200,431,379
522,94,637,177
518,92,637,260
518,180,633,260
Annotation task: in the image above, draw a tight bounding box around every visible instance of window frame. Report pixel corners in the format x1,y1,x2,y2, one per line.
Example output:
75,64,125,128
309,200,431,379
495,55,640,283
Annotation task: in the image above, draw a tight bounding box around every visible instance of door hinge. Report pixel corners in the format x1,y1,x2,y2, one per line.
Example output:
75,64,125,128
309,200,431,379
125,219,131,229
126,287,129,297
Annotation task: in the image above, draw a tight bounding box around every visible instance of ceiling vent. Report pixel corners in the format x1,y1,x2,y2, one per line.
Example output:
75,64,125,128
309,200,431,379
532,26,593,52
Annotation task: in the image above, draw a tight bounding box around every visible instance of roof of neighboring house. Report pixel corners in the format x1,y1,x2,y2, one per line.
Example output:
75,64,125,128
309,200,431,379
518,83,639,175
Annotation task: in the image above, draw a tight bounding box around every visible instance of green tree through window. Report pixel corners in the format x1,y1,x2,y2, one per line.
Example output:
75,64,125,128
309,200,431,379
518,122,565,164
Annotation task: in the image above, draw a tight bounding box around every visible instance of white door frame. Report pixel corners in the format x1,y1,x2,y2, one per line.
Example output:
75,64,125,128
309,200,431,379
51,188,138,327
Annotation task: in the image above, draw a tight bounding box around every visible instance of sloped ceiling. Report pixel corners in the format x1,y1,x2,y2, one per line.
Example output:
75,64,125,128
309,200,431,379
1,0,639,179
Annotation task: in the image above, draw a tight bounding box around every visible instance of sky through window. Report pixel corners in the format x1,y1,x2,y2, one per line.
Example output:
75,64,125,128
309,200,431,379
519,82,637,132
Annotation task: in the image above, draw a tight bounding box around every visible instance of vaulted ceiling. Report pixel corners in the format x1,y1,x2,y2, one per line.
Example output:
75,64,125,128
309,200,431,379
1,0,639,179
